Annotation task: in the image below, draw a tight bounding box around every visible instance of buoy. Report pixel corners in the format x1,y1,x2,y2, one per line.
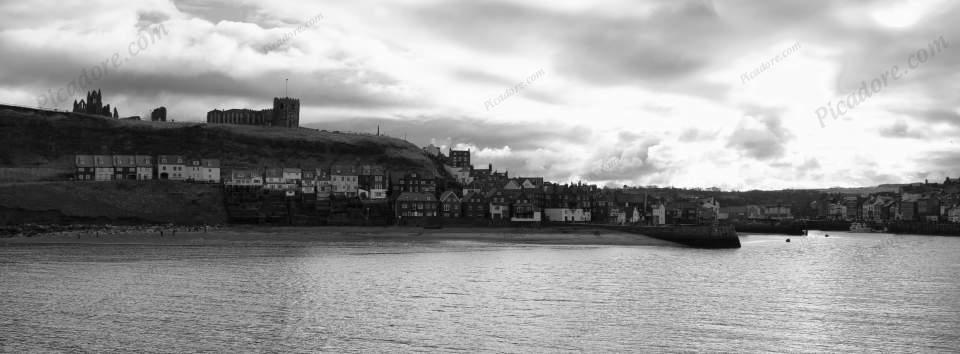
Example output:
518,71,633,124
825,234,830,237
786,238,791,242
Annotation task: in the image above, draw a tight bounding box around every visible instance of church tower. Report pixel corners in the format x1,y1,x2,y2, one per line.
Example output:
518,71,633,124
272,97,300,128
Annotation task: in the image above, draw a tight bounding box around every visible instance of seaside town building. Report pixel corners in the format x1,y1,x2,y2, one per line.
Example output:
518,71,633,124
186,160,203,182
331,164,359,197
439,191,461,218
392,172,436,194
264,168,294,191
157,155,186,180
949,206,960,223
358,165,388,200
135,155,153,180
461,181,482,197
650,203,666,225
112,155,137,180
395,192,438,218
543,208,590,223
462,191,489,219
201,159,222,183
444,165,473,185
448,148,470,169
510,192,541,222
93,155,114,181
488,190,511,221
185,159,221,183
282,168,302,185
75,155,95,181
301,169,317,195
224,169,264,186
316,168,332,200
610,206,627,224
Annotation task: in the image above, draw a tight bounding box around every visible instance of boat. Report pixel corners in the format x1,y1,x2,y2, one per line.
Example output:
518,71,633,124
849,222,885,233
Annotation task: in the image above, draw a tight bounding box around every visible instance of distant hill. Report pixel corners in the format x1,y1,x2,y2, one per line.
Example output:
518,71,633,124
814,184,905,195
0,104,440,177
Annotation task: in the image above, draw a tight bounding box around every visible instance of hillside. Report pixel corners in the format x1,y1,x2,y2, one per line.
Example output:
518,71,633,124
0,104,440,177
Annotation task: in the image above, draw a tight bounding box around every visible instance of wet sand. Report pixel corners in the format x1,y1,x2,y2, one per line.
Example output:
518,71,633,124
0,225,676,247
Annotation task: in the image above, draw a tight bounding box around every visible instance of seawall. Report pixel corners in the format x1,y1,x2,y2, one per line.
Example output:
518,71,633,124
0,181,227,226
585,224,742,249
732,221,806,235
888,222,960,236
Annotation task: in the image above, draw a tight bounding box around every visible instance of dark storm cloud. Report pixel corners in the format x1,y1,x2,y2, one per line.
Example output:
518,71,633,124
172,0,260,24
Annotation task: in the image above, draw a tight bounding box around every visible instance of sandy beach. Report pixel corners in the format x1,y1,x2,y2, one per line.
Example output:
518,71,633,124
0,225,676,247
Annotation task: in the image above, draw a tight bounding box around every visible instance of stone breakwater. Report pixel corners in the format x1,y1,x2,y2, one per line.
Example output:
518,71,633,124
574,224,741,249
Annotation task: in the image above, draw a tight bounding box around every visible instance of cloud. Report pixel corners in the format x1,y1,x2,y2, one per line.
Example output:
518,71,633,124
678,128,718,142
877,120,927,139
726,106,792,161
452,69,514,87
581,133,665,182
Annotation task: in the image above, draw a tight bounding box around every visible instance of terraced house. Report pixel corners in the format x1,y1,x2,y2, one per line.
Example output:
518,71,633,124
439,191,461,218
112,155,137,180
331,164,359,197
395,192,438,218
93,155,114,181
135,155,153,180
74,155,95,181
157,155,185,180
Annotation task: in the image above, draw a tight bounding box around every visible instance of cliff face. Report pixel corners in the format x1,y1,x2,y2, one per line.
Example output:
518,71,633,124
0,104,439,176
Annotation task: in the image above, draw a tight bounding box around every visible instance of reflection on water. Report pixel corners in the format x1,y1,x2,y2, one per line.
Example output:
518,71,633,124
1,231,959,352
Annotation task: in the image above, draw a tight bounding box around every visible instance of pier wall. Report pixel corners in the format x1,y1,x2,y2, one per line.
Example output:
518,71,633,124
586,224,741,249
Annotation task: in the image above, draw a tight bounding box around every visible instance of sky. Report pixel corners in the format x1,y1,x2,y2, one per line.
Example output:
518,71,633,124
1,0,959,190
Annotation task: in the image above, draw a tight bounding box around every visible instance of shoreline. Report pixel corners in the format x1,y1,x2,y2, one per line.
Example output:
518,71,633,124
0,225,679,247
